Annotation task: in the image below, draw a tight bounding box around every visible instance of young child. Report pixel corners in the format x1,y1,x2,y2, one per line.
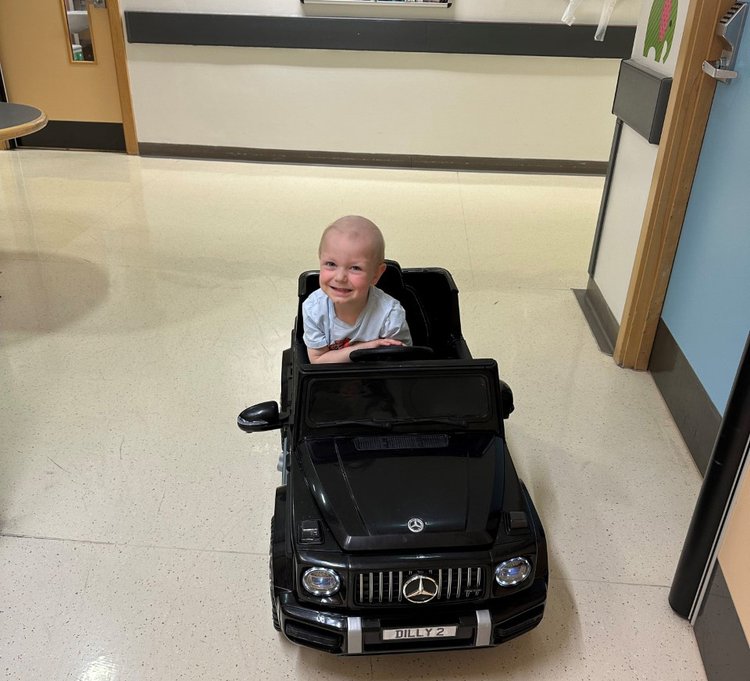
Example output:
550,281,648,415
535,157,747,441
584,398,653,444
303,215,412,363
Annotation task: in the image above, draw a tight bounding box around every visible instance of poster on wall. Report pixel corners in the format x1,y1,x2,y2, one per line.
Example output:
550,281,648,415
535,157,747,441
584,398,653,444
643,0,679,63
634,0,686,76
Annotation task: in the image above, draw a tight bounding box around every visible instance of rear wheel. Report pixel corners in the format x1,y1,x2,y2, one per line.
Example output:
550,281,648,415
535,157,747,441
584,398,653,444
269,517,280,631
279,348,292,483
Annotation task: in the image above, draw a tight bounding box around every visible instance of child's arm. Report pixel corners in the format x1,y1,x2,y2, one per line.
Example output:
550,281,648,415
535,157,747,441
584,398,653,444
308,338,403,364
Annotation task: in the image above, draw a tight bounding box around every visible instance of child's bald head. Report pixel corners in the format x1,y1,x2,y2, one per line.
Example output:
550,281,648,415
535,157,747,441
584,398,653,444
319,215,386,265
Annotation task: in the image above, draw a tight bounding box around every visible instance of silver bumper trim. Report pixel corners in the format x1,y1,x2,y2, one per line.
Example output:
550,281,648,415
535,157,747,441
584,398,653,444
475,609,492,647
347,616,363,654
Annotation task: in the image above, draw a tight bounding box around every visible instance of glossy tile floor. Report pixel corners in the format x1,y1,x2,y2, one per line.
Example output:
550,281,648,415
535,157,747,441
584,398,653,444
1,150,706,680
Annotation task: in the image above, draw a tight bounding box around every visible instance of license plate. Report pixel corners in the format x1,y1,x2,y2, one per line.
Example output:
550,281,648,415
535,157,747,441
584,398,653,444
382,626,457,641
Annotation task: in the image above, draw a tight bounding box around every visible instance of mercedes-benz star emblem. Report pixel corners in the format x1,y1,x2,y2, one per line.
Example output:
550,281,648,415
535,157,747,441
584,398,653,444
402,574,439,603
407,517,425,533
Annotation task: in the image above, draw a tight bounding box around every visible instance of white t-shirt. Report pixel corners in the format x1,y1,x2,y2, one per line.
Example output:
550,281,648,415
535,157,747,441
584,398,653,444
302,286,412,350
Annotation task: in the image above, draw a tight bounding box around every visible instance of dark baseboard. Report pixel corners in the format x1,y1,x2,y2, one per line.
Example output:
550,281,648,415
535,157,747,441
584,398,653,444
649,319,722,475
125,12,635,59
573,276,619,355
694,564,750,681
17,121,125,152
138,143,608,175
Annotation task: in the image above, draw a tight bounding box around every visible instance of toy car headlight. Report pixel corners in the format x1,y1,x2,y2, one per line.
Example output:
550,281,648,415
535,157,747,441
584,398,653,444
494,557,532,587
301,567,341,596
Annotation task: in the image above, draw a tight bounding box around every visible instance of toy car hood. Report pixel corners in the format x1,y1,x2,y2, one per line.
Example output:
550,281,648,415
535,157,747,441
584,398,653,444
300,432,505,551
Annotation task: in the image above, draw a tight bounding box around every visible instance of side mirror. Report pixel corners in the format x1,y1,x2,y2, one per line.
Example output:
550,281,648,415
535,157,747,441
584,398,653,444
237,401,281,433
499,381,515,420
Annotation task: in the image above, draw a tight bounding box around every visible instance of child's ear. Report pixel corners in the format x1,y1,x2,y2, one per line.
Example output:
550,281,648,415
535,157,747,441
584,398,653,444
372,262,387,284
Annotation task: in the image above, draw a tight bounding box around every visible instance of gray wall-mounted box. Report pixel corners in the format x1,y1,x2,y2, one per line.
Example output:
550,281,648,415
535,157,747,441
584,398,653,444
612,59,673,144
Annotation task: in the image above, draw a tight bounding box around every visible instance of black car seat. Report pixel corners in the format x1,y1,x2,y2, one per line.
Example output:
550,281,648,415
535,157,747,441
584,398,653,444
374,260,430,348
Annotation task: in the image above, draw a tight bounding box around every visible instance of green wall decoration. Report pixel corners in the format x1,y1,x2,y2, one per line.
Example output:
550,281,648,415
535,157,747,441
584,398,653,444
643,0,678,63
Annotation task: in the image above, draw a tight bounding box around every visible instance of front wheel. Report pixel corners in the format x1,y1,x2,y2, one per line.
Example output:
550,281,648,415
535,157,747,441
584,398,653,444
269,517,280,631
271,598,280,632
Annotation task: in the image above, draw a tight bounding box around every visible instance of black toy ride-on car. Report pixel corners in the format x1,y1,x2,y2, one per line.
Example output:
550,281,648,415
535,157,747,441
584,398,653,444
238,261,547,655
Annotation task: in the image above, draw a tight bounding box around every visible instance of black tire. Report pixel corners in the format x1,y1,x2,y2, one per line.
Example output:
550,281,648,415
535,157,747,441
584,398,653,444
271,598,280,632
280,348,291,411
270,517,280,631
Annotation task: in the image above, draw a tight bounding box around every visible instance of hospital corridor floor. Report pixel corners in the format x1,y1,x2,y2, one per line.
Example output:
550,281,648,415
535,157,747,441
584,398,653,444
0,150,706,680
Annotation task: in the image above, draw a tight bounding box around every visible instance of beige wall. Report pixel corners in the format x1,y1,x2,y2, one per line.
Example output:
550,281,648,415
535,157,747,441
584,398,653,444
718,463,750,642
121,0,642,24
119,0,638,159
125,46,620,159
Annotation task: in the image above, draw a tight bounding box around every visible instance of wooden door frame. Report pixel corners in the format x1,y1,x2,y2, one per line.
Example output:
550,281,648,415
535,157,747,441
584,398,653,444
614,0,736,369
106,0,138,154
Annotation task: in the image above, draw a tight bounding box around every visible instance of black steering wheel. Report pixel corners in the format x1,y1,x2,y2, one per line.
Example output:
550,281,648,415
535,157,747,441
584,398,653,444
350,345,434,362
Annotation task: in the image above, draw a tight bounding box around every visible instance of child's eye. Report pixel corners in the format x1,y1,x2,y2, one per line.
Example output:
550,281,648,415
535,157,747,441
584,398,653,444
351,265,362,272
323,261,335,268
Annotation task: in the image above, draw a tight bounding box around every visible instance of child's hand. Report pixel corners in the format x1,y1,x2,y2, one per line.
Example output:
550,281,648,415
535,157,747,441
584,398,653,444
356,338,404,350
307,337,404,363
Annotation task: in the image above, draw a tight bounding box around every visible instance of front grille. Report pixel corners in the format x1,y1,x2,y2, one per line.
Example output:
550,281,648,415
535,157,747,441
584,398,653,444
353,567,484,605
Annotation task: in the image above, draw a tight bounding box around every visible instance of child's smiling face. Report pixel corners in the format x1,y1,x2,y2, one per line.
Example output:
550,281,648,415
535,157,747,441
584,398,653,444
318,229,385,313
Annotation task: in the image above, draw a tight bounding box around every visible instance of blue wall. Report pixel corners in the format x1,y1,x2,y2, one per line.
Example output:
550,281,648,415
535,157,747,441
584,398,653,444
661,39,750,414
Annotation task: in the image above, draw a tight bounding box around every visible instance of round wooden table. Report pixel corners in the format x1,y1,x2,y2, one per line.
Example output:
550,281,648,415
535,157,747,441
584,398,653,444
0,102,48,142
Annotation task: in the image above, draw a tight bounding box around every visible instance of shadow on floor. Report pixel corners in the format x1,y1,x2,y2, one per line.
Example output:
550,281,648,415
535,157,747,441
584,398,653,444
0,251,109,340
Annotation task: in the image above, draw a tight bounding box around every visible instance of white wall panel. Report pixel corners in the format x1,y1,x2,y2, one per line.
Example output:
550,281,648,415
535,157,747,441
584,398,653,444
120,0,641,25
126,45,620,158
119,0,640,157
593,125,657,321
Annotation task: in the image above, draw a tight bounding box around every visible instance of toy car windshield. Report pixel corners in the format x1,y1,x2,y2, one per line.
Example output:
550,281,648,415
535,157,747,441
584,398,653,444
305,372,492,428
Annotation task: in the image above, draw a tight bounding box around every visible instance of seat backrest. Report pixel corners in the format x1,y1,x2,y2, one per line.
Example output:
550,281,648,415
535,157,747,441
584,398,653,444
374,261,431,347
401,267,470,360
295,260,431,346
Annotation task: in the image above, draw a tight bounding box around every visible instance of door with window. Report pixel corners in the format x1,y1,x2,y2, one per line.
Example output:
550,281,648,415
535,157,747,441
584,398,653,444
0,0,135,152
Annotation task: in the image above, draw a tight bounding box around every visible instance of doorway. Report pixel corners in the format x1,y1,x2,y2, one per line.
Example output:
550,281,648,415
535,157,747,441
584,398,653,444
0,0,136,153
